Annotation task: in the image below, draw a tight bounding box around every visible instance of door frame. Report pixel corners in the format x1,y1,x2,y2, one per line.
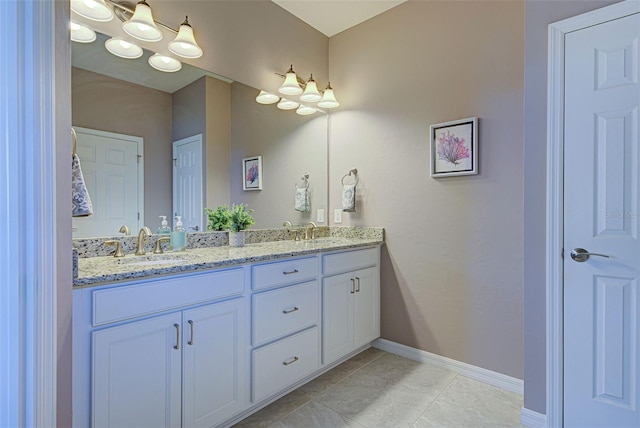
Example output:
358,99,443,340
72,126,145,235
546,1,640,426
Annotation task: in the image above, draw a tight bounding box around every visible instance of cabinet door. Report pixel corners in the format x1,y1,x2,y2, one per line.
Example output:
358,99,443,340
353,267,380,349
322,272,354,364
92,313,182,428
182,298,247,428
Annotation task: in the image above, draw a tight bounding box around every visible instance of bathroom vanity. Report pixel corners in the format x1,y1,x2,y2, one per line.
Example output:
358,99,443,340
72,234,382,428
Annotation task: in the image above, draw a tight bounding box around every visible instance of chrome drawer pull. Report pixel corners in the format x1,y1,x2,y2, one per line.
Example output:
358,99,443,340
187,320,194,346
355,277,361,293
283,307,299,314
173,323,180,350
283,269,299,275
350,278,355,294
283,356,299,366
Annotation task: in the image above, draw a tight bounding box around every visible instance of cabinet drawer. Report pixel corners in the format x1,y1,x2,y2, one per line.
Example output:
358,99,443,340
252,257,318,291
323,247,378,276
92,268,244,326
252,327,319,403
253,280,319,346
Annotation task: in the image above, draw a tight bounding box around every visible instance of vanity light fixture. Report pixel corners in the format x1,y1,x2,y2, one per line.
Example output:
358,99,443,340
299,75,322,103
105,37,143,59
277,98,300,110
122,0,163,42
148,53,182,72
70,0,114,22
255,91,280,105
278,65,303,96
317,82,340,109
71,0,205,72
70,21,97,43
168,17,203,59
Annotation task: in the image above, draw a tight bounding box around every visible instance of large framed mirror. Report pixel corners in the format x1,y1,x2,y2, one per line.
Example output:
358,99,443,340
71,32,328,238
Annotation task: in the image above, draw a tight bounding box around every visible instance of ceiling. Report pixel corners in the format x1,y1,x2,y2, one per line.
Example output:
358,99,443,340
271,0,407,37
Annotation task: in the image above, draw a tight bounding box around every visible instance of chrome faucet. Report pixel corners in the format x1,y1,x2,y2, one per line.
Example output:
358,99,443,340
304,222,317,240
135,227,152,256
282,221,301,241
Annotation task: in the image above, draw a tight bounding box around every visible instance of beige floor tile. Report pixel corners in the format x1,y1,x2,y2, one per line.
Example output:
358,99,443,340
271,401,367,428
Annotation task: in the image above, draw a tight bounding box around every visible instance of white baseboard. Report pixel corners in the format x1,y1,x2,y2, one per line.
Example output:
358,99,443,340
520,408,546,428
372,338,524,394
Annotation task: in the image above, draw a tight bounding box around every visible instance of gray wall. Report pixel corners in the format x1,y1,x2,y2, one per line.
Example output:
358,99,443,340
522,0,619,414
328,0,525,378
72,67,173,227
230,82,328,228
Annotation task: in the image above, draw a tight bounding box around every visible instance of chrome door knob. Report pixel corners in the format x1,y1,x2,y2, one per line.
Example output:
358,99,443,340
570,248,610,263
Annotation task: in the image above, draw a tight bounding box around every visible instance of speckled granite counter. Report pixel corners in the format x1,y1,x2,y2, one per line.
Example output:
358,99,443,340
75,236,383,288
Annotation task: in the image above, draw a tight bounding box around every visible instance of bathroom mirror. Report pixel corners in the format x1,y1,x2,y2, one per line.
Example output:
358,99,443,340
71,32,327,237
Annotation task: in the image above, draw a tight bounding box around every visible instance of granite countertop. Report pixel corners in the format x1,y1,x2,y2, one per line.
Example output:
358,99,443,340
75,237,383,288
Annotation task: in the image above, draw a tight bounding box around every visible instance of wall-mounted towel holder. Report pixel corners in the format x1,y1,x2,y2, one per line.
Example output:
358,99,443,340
341,168,358,186
296,173,310,189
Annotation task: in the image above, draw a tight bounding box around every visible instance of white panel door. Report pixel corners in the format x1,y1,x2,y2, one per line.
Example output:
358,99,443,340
353,267,379,349
181,299,247,428
72,127,143,238
564,12,640,427
322,272,354,364
92,313,182,428
173,134,204,232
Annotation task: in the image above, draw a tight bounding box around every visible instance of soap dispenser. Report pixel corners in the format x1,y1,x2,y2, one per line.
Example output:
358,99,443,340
171,215,186,252
157,216,171,235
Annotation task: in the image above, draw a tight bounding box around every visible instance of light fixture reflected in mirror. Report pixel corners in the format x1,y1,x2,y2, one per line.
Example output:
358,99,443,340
123,0,163,42
296,105,317,116
279,65,303,95
70,21,97,43
105,37,143,59
148,53,182,72
277,99,299,110
256,91,279,105
168,17,203,58
71,0,114,22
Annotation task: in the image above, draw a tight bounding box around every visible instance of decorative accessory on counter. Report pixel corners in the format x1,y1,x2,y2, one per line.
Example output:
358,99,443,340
205,205,231,231
341,168,358,213
71,128,94,217
294,173,311,212
228,204,255,233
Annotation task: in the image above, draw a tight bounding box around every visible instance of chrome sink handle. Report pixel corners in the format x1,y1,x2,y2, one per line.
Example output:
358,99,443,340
570,248,610,263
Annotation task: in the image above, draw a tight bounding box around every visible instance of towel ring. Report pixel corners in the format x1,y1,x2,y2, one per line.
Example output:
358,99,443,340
71,127,77,155
341,168,359,186
296,173,310,189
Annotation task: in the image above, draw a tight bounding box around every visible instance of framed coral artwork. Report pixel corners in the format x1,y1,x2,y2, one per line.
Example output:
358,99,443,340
242,156,262,190
430,117,478,178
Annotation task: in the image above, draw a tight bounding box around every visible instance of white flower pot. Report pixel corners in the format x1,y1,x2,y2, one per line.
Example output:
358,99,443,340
228,231,245,247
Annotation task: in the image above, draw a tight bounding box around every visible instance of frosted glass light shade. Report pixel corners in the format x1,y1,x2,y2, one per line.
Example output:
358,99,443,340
300,75,322,103
277,99,299,110
123,0,163,42
168,18,203,58
296,105,317,116
70,22,96,43
279,65,303,96
105,38,143,59
70,0,113,22
256,91,279,105
148,53,182,72
317,83,340,109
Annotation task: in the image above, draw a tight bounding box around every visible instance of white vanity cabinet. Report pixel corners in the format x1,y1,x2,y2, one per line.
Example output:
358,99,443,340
322,248,380,365
251,256,321,403
74,268,249,428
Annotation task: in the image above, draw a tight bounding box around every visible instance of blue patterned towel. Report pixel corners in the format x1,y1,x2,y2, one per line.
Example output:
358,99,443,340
295,187,310,212
72,153,94,217
342,184,356,212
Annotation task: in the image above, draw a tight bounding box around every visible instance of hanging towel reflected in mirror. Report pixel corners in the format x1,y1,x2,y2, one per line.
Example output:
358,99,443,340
71,128,94,217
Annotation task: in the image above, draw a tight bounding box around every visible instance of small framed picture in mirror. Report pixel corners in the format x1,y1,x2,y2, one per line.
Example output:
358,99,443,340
243,156,262,190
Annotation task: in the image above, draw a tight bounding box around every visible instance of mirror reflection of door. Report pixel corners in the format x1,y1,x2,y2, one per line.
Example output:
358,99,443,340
72,127,143,238
172,134,204,233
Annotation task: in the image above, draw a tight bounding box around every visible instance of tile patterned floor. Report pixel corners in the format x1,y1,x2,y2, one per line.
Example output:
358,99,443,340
233,348,523,428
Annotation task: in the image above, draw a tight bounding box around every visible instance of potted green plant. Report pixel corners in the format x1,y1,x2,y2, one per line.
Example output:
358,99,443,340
228,203,255,247
205,205,231,231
